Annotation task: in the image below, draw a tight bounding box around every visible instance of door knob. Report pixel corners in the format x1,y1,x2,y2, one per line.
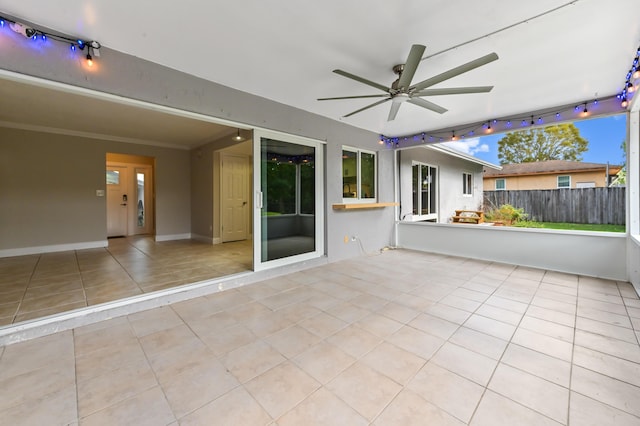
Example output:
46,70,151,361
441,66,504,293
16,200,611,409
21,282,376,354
242,201,247,206
120,203,127,206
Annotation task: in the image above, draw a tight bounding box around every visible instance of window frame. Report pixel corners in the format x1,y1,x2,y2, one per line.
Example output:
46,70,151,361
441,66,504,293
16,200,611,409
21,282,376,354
462,172,473,196
411,161,438,221
495,178,506,191
557,175,571,189
342,146,377,203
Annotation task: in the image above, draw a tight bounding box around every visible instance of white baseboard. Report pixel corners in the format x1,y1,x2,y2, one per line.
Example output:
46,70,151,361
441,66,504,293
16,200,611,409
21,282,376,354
192,234,213,244
213,237,222,245
0,240,108,258
155,233,191,242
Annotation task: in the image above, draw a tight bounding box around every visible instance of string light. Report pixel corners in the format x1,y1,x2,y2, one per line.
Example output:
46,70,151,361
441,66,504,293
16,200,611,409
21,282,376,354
618,45,640,108
0,13,101,67
379,96,619,148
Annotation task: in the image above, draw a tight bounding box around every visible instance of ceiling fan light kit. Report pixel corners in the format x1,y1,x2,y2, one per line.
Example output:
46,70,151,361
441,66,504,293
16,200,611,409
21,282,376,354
318,44,499,121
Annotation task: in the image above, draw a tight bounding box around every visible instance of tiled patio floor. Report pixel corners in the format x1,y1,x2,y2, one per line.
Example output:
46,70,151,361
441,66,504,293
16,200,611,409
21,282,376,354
1,249,639,425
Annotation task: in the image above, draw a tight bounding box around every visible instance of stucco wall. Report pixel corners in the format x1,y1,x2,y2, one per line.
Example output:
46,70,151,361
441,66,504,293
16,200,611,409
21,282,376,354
399,147,484,223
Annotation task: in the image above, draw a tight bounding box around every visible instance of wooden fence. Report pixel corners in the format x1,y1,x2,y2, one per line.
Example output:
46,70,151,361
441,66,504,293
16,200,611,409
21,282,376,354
483,187,626,225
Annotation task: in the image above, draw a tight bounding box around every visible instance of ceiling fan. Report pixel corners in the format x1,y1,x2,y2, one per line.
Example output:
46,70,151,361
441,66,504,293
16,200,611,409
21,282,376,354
318,44,498,121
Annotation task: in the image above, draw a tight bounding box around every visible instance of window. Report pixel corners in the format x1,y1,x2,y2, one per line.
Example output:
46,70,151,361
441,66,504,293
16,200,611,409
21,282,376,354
557,175,571,188
495,178,506,191
342,147,376,201
462,172,473,196
412,163,437,219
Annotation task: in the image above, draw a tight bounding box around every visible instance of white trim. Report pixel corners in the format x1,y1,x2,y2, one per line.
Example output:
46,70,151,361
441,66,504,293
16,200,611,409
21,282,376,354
0,241,107,258
192,234,214,244
155,233,191,242
462,172,473,196
213,237,223,244
427,144,502,170
557,174,571,188
495,178,506,190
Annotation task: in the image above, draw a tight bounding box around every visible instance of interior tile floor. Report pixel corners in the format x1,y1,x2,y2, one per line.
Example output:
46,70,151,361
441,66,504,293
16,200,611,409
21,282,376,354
0,237,252,325
1,249,639,425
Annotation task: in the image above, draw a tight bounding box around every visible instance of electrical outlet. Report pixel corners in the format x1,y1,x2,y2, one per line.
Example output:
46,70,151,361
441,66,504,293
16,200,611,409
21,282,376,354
351,236,357,242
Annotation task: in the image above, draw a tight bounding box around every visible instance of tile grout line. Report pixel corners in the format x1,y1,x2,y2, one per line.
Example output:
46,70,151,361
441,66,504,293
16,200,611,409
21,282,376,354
12,254,42,325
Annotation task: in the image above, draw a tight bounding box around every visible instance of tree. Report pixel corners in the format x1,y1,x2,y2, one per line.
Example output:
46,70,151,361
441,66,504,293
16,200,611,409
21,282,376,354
497,123,588,165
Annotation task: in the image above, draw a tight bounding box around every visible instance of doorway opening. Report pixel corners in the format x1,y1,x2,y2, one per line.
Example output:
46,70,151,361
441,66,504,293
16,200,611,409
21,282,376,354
106,153,155,237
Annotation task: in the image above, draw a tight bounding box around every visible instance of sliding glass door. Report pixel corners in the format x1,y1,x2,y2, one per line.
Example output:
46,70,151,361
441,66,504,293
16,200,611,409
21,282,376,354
253,130,324,270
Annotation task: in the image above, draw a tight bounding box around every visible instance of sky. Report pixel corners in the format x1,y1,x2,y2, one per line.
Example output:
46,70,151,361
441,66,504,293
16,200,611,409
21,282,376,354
442,114,627,166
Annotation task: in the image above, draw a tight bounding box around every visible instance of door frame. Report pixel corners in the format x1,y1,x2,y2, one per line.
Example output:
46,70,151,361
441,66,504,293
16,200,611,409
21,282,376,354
252,129,325,271
221,153,250,242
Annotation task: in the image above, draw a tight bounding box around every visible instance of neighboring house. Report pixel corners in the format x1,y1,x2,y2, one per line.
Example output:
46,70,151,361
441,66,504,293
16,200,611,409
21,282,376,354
483,160,622,191
399,144,500,223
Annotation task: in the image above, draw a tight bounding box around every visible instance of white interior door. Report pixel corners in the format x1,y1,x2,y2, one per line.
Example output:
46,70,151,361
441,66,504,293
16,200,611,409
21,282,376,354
222,154,249,242
106,165,128,237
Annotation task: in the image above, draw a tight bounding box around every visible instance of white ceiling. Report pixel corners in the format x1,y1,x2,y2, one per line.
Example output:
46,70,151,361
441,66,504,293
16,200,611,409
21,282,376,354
1,0,640,142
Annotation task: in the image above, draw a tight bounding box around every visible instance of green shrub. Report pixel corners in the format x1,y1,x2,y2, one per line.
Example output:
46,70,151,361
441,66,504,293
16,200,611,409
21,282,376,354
484,204,528,225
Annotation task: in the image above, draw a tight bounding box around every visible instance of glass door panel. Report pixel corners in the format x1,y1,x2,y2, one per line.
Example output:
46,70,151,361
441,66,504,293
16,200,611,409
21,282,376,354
253,131,324,270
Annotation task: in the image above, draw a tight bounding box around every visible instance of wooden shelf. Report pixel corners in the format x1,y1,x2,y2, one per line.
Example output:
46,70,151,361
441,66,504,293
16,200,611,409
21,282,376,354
332,202,398,210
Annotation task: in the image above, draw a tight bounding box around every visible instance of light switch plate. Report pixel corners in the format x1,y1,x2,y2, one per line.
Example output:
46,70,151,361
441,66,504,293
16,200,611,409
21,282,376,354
96,189,105,197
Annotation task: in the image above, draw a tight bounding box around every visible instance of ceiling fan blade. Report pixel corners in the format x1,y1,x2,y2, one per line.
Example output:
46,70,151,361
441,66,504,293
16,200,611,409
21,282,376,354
333,69,389,92
413,86,494,97
408,98,448,114
387,102,402,121
317,94,389,101
396,44,426,90
343,98,390,118
411,52,499,92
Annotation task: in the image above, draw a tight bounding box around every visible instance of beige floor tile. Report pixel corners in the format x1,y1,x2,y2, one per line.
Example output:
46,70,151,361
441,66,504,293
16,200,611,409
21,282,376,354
179,386,272,426
373,388,465,426
76,357,157,418
488,363,569,424
75,338,148,383
519,315,574,342
139,324,203,360
375,302,420,324
245,361,320,419
424,303,472,325
198,323,257,356
502,343,571,387
526,304,575,327
574,329,640,363
354,313,403,338
471,390,562,426
431,342,498,386
449,326,508,360
161,357,239,419
327,362,402,421
80,386,175,426
147,343,217,384
407,362,484,423
440,294,482,312
241,310,295,338
392,293,433,311
326,324,382,358
127,306,184,337
463,314,516,341
578,305,632,328
476,304,523,325
23,280,84,299
221,340,285,383
360,341,425,385
511,327,573,361
14,300,88,323
573,345,640,387
293,341,356,384
0,331,74,380
531,295,577,314
17,289,86,314
572,365,640,418
484,295,528,314
0,364,76,412
299,312,347,338
0,385,77,426
576,316,640,343
326,301,371,323
386,325,444,360
265,324,321,358
277,387,368,426
408,313,459,340
569,391,640,426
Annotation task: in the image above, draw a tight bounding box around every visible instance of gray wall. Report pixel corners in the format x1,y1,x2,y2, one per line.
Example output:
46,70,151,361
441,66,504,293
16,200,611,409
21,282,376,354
398,222,627,281
0,127,191,251
399,147,484,223
2,36,395,261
